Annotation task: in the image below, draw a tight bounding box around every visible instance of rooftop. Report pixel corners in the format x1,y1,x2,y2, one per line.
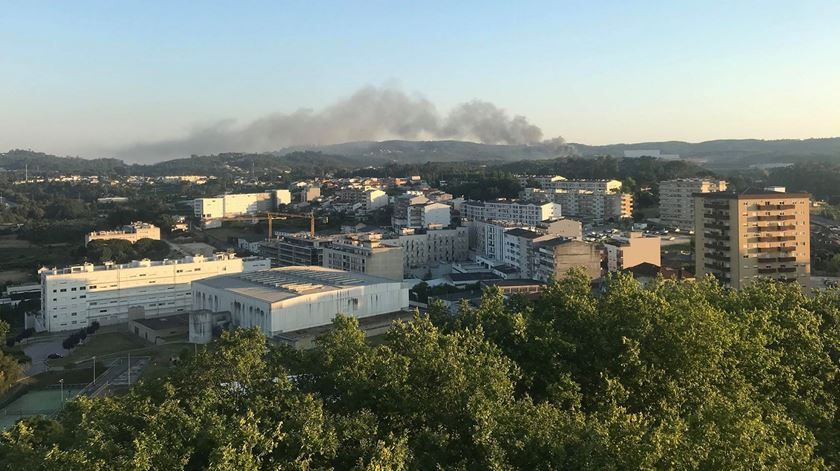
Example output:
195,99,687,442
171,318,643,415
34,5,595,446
40,253,263,276
193,266,399,304
132,314,189,331
695,188,810,199
504,227,542,239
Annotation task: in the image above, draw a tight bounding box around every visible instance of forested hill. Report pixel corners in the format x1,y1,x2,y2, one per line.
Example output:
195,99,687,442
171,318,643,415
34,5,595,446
572,137,840,167
2,137,839,176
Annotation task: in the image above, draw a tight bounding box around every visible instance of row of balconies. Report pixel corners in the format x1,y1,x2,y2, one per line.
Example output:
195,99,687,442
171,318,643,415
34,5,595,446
749,235,797,243
750,224,797,232
758,256,797,263
755,214,796,221
704,202,729,210
756,204,796,211
757,267,797,274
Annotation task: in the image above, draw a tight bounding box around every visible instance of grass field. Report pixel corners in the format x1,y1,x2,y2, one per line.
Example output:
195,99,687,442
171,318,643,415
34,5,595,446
52,332,149,367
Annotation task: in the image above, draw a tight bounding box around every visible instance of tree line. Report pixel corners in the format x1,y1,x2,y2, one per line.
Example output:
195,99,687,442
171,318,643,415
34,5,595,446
0,273,837,469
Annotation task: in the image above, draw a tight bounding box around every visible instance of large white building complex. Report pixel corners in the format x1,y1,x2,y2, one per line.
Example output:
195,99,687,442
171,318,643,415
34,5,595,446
194,190,292,220
84,222,161,246
39,253,270,332
659,178,728,230
520,177,633,223
462,199,561,226
190,266,408,339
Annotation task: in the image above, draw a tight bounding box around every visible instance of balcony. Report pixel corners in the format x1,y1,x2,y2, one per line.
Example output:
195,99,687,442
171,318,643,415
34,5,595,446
758,268,777,274
704,202,729,210
752,235,796,243
778,256,796,263
756,214,796,222
704,232,729,241
704,222,730,231
757,224,796,232
705,253,730,262
757,246,795,253
778,267,796,273
757,204,796,211
704,262,727,270
758,257,777,263
704,211,729,220
704,242,729,250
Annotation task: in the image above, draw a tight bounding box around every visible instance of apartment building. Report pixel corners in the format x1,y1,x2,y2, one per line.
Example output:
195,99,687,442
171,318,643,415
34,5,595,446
603,232,661,272
337,187,388,212
469,218,583,262
194,190,292,219
322,233,405,281
383,226,469,273
462,199,561,226
38,253,270,332
660,178,727,230
534,238,602,281
84,222,161,246
392,194,452,228
523,188,632,223
694,188,810,290
259,232,337,267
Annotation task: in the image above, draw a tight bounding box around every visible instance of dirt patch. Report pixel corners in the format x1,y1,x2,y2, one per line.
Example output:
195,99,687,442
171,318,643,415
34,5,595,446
0,270,33,284
0,236,33,249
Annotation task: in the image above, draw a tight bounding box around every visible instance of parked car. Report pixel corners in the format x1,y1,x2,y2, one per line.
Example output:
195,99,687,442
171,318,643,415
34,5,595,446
47,353,63,360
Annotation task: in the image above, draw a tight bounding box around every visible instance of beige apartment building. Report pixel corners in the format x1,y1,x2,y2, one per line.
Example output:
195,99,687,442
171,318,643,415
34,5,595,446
603,232,661,272
694,189,810,290
322,233,404,281
660,178,727,230
84,222,161,247
534,238,602,281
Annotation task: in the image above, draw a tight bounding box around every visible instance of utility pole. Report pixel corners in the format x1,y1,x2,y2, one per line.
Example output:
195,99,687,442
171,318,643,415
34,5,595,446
59,378,64,408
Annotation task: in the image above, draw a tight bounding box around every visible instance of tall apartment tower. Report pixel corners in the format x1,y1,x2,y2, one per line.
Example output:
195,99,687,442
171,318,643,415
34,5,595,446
694,188,810,290
660,178,727,230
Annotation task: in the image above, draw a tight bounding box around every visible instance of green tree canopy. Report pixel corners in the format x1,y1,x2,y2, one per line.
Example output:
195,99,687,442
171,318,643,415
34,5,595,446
1,274,837,469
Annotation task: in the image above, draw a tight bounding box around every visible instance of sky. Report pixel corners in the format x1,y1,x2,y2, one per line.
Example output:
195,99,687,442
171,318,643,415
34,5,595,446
1,0,839,161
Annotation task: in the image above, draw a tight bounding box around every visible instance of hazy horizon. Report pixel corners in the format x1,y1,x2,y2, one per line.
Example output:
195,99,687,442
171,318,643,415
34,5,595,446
2,1,839,162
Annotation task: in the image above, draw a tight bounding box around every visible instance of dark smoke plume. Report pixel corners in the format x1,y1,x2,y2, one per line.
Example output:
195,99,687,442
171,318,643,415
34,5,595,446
115,86,549,162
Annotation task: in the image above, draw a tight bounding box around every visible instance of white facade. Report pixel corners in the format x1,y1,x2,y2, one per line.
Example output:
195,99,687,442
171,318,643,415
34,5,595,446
659,178,727,230
84,222,161,246
462,200,561,226
194,190,290,219
191,267,409,336
39,254,270,332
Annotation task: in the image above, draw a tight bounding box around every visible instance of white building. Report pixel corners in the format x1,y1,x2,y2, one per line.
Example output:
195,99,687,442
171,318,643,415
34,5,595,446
39,253,270,332
190,266,408,338
659,178,728,230
391,194,452,229
194,190,292,219
84,222,161,246
522,185,632,223
462,200,561,226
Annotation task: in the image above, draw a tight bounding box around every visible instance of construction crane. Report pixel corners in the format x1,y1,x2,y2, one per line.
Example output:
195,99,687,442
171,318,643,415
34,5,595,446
220,212,316,238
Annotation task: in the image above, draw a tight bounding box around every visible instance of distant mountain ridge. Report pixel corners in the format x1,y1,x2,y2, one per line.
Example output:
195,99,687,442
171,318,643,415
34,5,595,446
2,137,839,175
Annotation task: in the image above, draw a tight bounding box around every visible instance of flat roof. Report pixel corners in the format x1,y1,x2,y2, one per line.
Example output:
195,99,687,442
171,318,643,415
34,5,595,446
694,189,810,199
504,227,542,239
193,266,398,304
132,314,189,331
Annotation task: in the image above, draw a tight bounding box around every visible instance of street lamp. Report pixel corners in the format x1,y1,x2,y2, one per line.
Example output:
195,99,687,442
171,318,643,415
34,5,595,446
59,378,64,408
92,356,96,384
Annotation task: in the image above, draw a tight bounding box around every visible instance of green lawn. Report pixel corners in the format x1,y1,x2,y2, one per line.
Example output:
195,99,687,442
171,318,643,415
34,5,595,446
52,332,149,367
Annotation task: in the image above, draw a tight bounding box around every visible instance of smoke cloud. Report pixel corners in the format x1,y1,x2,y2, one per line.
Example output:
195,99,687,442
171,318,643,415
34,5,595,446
115,86,548,162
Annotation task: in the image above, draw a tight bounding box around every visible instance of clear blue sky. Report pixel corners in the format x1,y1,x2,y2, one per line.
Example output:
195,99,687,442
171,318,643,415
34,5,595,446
1,0,839,158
